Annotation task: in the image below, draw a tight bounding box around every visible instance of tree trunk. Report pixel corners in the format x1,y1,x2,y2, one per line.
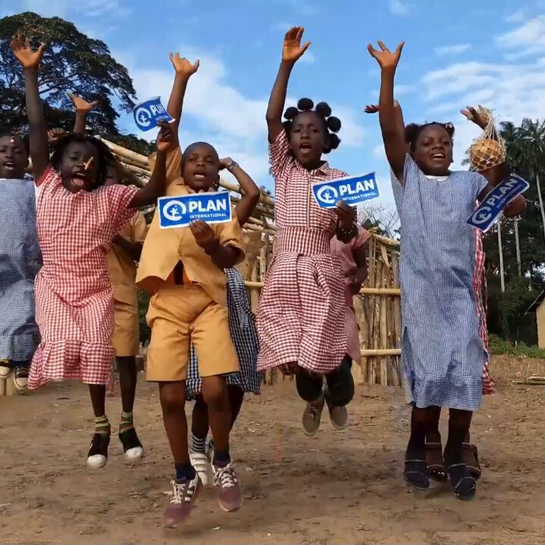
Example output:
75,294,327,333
514,217,522,276
536,172,545,242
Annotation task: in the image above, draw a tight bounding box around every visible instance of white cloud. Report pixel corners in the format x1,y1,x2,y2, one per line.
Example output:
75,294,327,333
372,144,385,159
389,0,409,16
299,50,316,64
124,47,365,189
434,43,471,57
496,15,545,58
505,10,525,23
18,0,130,19
421,57,545,167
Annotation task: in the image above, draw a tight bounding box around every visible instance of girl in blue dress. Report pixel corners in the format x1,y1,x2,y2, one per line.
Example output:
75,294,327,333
368,40,526,500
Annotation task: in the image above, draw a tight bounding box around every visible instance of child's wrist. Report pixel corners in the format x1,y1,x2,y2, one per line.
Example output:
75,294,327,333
204,238,220,255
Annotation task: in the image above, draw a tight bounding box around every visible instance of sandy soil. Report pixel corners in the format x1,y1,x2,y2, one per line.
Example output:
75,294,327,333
0,355,544,544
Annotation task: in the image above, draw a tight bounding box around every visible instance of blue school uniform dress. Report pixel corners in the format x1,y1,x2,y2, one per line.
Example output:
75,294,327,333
392,155,488,411
0,178,42,362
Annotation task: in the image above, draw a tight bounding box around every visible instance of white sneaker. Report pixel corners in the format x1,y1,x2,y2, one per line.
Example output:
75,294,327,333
0,363,11,379
190,451,212,487
13,367,28,392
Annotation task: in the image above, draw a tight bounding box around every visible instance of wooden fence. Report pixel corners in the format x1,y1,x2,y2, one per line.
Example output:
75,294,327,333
102,138,402,387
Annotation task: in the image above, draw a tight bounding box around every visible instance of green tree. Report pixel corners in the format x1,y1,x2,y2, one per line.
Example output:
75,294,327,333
0,11,150,154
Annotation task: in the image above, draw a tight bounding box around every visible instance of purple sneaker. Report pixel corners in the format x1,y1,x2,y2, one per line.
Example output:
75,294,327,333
213,462,242,512
163,475,202,528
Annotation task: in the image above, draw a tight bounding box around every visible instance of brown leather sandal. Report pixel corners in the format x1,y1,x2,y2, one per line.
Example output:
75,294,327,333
425,442,448,483
462,443,481,480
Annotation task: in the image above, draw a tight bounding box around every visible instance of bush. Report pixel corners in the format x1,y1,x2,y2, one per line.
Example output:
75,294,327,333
488,334,545,359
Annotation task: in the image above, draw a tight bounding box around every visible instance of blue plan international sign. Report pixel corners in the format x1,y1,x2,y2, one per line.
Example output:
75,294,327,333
467,174,530,232
133,96,174,132
158,192,232,229
312,173,380,209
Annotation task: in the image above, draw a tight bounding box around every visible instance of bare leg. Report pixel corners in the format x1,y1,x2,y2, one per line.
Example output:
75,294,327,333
159,381,190,465
117,356,137,414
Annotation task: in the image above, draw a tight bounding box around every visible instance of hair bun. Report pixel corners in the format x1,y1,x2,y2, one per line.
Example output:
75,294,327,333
297,98,314,111
329,133,341,150
315,102,332,118
284,106,298,120
327,116,341,133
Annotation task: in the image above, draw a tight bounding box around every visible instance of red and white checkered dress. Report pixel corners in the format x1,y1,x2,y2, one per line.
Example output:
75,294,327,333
474,229,495,395
256,130,347,374
28,166,138,389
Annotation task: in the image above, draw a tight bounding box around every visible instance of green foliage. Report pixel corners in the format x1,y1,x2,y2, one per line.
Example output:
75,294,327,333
0,12,148,153
488,334,545,359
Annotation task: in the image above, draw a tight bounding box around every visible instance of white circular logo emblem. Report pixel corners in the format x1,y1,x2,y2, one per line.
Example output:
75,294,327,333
316,185,338,205
473,207,492,225
163,200,187,221
135,106,152,128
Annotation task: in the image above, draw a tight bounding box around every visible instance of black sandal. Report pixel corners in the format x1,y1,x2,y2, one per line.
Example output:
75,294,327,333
447,462,476,501
425,442,448,483
462,443,481,481
404,452,430,491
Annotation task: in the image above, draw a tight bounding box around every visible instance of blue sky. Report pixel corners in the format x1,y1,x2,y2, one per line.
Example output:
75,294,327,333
3,0,545,213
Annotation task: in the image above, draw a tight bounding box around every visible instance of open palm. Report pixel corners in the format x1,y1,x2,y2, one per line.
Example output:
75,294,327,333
68,93,98,113
282,27,310,63
367,40,405,71
10,35,45,69
169,52,200,77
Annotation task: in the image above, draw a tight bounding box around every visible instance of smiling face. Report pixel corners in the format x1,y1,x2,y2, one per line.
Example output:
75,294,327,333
412,124,453,176
60,140,100,193
0,135,28,179
182,142,220,191
289,111,328,170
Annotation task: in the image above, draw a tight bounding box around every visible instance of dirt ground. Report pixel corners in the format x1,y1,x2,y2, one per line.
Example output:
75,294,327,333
1,356,545,545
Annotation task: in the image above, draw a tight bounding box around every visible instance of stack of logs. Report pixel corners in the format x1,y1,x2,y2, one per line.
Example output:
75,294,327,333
99,138,403,388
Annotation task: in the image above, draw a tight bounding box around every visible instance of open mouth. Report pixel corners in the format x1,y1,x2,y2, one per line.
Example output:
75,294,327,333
194,172,207,181
3,161,15,170
72,172,87,187
431,152,445,160
300,142,311,150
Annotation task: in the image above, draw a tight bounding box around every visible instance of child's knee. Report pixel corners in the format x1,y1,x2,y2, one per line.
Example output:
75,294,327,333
159,383,186,414
202,376,228,410
116,356,136,371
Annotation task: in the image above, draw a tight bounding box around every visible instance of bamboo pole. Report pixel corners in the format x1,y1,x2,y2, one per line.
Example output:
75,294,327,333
361,349,401,356
99,137,149,167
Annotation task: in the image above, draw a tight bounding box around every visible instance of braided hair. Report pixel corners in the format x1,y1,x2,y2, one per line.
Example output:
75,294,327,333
283,98,342,154
404,122,455,154
50,133,114,189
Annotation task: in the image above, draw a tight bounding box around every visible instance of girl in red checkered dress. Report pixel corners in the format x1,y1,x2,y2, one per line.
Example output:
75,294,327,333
13,36,171,469
257,27,358,404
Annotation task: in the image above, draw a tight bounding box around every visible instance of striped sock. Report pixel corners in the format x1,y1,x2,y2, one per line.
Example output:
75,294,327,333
119,412,134,433
95,415,111,436
191,433,206,454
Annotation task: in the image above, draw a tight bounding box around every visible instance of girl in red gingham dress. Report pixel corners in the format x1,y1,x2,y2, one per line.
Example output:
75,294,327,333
13,35,170,469
258,27,358,405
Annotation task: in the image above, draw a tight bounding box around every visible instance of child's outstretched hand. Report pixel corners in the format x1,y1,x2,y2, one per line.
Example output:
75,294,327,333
334,201,356,227
461,105,489,130
282,27,310,63
364,100,399,114
47,128,67,143
10,34,45,69
156,122,175,152
169,52,200,78
367,40,405,71
190,220,216,251
68,93,98,113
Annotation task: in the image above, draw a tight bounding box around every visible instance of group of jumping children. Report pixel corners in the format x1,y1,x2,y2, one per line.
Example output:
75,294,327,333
0,27,527,527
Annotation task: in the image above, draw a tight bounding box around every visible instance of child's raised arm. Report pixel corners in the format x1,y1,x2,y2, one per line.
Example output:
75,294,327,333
10,35,48,181
368,40,407,182
68,93,98,134
166,52,199,142
129,123,173,208
220,157,260,226
365,100,406,140
462,105,527,217
266,27,310,143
